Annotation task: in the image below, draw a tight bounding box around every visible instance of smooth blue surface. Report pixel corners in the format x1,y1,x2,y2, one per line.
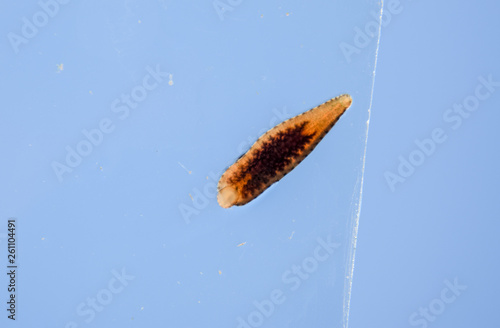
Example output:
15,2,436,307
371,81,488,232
1,1,379,328
350,1,500,328
4,1,498,327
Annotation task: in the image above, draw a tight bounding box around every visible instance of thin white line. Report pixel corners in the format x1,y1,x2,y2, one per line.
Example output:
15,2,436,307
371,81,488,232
343,2,384,327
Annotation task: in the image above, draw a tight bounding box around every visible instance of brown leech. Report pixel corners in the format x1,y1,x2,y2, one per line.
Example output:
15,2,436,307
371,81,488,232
217,94,352,208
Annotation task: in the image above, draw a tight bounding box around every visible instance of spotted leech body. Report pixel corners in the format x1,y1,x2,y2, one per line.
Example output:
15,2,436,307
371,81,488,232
217,94,352,208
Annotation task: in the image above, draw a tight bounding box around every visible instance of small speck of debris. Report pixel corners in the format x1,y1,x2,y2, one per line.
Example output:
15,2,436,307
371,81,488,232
178,162,192,174
289,231,295,240
41,237,45,241
168,74,174,86
218,270,222,275
56,63,64,73
237,242,246,247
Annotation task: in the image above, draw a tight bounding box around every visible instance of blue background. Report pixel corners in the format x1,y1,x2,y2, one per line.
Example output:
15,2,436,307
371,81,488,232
350,1,500,328
1,0,499,328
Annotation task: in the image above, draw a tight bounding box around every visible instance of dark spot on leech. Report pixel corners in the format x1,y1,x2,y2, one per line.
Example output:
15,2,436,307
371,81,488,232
232,121,316,198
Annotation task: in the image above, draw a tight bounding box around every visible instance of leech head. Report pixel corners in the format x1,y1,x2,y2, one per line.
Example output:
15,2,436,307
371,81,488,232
338,94,352,108
217,185,239,208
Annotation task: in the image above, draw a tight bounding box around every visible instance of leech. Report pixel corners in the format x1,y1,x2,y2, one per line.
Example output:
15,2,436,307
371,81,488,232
217,94,352,208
